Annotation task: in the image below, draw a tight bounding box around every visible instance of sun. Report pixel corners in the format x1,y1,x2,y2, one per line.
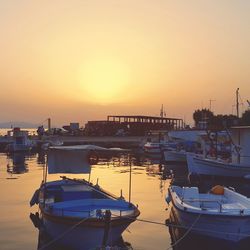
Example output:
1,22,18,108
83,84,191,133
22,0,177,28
78,58,130,104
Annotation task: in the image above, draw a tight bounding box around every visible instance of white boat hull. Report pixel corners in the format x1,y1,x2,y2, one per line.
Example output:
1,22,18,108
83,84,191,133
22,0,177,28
164,150,187,163
171,203,250,242
187,154,250,178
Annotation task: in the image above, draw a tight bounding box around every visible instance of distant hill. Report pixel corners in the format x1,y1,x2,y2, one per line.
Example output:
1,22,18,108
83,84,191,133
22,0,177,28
0,121,39,128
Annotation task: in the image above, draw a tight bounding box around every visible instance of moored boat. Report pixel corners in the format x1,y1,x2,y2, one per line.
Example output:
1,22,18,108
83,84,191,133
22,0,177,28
30,146,140,250
167,185,250,242
186,126,250,178
143,141,168,154
163,149,187,164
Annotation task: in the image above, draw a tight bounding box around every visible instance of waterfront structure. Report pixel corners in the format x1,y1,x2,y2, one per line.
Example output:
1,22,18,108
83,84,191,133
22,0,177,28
85,115,184,136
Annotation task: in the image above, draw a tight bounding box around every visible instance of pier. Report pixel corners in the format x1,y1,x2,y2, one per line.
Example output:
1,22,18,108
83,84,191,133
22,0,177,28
41,135,148,149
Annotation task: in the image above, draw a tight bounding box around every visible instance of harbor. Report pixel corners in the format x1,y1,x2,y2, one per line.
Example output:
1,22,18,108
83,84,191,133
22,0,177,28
0,151,170,250
2,146,250,250
1,1,250,249
1,89,250,249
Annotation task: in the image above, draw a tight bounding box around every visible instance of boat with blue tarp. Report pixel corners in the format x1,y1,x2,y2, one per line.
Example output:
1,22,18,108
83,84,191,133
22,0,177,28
30,145,140,250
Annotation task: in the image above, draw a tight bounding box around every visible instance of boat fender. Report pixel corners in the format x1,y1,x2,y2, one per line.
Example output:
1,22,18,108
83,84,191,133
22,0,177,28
166,194,171,204
210,185,224,195
30,212,43,229
30,188,40,207
87,150,99,165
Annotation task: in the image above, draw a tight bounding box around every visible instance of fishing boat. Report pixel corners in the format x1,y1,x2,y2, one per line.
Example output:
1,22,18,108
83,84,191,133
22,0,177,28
163,130,205,164
187,127,250,178
5,127,35,152
30,145,140,250
143,141,169,154
167,185,250,242
40,139,64,151
163,148,187,164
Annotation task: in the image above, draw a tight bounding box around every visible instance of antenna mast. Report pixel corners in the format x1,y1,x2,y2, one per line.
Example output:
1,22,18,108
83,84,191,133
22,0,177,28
236,88,240,118
209,99,216,111
160,104,164,118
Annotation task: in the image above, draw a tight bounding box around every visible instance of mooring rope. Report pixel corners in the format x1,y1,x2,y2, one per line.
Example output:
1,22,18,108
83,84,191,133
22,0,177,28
38,211,250,250
38,217,89,250
165,213,201,250
110,213,201,249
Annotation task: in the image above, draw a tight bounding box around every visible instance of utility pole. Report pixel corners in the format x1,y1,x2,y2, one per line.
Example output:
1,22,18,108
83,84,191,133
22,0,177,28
236,88,240,118
209,99,216,111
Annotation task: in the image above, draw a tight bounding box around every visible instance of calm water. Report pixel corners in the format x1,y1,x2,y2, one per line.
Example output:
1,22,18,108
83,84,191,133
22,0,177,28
2,151,250,250
0,152,171,250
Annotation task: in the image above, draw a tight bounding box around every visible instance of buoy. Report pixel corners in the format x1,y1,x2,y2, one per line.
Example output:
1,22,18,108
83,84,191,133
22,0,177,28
210,185,224,195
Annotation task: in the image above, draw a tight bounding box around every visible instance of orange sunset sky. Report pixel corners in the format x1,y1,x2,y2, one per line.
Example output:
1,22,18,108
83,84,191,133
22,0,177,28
0,0,250,126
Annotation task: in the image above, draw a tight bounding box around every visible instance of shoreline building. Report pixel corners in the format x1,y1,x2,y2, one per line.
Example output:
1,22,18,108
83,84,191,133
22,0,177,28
84,115,184,136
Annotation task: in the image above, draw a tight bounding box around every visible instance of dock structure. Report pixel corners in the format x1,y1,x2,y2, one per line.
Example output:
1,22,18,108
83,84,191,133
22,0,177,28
85,115,184,136
107,115,184,129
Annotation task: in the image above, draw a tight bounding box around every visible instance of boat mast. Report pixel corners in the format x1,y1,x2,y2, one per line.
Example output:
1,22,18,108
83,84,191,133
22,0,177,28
129,154,132,204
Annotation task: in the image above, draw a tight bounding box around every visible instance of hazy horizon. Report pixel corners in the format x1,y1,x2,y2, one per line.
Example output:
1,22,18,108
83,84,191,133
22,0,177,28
1,0,250,126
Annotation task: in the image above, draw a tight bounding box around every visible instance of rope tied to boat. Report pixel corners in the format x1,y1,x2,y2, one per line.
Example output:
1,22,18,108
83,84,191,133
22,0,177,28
37,217,89,250
37,211,250,250
166,213,201,250
111,212,201,249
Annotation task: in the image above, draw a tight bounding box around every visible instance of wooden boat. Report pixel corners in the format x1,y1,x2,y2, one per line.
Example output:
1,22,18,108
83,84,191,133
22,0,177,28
30,146,140,250
167,185,250,242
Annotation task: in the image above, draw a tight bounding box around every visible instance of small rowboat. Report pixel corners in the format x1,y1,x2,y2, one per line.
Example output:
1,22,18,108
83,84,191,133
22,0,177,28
167,185,250,242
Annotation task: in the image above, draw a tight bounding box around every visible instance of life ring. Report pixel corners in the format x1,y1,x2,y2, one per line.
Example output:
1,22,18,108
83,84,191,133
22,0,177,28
87,151,99,165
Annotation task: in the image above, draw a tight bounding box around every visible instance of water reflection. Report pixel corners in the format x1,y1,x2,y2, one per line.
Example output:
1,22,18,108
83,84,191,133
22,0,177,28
29,212,133,250
0,151,171,250
6,152,31,175
37,151,46,165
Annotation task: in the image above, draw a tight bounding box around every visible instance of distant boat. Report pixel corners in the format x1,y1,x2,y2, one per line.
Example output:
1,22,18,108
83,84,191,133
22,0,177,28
167,185,250,242
40,139,64,151
5,127,35,152
30,145,140,250
164,148,187,163
143,141,170,154
187,126,250,178
163,130,205,164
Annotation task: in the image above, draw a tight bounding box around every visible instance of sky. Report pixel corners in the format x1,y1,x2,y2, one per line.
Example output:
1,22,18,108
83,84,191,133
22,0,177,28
0,0,250,127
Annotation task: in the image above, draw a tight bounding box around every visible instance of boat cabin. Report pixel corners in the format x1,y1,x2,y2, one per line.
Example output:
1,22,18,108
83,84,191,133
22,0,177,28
231,126,250,164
